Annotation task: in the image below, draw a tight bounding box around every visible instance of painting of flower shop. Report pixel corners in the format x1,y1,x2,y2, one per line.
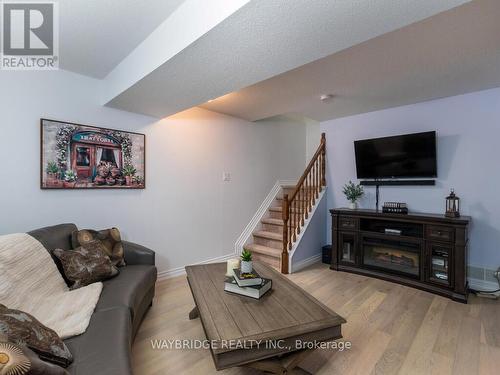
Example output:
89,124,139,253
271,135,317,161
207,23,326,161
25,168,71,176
41,119,145,189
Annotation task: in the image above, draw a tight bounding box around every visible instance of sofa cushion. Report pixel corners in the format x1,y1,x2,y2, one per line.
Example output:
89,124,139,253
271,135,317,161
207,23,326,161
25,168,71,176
0,304,73,367
71,228,125,267
64,308,132,375
53,243,119,290
95,265,156,320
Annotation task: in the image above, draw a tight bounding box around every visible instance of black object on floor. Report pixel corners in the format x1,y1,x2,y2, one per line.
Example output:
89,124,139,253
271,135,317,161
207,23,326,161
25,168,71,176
322,245,332,264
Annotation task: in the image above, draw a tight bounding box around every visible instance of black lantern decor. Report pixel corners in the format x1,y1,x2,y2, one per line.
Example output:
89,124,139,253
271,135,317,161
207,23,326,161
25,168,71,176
445,189,460,218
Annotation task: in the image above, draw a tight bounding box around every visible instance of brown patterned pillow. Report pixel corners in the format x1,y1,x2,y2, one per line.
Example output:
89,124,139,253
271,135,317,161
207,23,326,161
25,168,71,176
0,305,73,368
53,242,119,290
71,228,126,267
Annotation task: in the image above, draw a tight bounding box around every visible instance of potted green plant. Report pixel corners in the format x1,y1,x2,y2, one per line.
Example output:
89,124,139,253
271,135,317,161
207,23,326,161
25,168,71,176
63,170,78,188
46,161,59,186
122,165,136,186
240,249,253,273
342,180,364,209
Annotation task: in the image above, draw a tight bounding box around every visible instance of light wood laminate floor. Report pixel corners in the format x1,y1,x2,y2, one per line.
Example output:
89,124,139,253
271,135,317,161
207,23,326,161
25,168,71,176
132,263,500,375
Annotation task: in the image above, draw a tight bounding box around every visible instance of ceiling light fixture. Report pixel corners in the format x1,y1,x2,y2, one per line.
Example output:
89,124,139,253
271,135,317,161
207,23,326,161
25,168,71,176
320,94,334,102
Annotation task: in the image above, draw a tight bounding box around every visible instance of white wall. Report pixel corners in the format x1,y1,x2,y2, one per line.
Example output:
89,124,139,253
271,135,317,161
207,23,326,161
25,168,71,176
0,70,307,275
273,114,320,163
321,87,500,272
305,118,321,162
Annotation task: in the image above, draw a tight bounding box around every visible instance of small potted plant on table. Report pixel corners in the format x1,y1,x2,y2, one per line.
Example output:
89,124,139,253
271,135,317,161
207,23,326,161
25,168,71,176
343,180,364,209
240,249,253,274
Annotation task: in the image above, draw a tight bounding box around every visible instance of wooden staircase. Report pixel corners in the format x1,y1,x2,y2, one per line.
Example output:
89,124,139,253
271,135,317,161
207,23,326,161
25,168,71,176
245,134,326,273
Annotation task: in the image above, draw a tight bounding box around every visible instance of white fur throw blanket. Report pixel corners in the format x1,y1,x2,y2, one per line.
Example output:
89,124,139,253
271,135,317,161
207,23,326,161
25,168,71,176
0,233,102,339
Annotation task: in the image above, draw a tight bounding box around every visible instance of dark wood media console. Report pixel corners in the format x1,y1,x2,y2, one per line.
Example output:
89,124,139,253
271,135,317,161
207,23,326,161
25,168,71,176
330,208,471,303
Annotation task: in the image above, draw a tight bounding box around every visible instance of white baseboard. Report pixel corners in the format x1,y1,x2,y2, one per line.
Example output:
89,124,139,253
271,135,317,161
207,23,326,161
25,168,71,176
234,179,296,255
157,253,235,281
291,254,322,273
468,278,499,291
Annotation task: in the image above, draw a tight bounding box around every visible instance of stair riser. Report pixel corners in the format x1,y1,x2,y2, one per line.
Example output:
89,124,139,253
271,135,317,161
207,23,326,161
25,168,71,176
276,198,308,204
282,187,319,196
269,210,308,221
253,236,283,250
262,222,300,232
270,207,307,214
262,223,282,233
252,252,281,271
269,210,284,220
277,200,316,211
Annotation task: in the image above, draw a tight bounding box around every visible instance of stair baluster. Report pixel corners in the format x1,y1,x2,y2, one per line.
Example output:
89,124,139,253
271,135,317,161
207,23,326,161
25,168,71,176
281,194,289,274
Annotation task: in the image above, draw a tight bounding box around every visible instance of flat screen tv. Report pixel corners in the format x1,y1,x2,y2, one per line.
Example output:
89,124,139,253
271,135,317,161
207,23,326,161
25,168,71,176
354,131,437,179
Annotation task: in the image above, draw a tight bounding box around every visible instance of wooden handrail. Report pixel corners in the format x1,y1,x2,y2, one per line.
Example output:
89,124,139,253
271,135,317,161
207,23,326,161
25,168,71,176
281,133,326,274
289,133,326,202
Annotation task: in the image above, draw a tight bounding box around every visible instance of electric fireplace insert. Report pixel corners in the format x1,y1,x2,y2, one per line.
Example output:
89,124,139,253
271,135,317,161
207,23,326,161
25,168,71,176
363,237,420,278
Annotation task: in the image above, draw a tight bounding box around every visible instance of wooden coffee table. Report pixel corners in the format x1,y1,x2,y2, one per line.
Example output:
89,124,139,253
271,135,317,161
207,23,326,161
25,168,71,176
185,262,346,374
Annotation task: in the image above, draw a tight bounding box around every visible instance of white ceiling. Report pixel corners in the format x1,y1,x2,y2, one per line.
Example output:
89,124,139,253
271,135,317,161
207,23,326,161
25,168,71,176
59,0,185,78
200,0,500,122
56,0,497,123
102,0,471,118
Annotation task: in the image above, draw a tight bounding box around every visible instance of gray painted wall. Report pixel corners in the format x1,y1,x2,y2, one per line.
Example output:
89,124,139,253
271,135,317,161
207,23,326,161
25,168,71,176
291,191,327,266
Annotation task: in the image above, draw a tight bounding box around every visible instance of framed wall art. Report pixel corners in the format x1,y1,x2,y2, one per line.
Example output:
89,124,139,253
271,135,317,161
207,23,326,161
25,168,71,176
40,118,146,189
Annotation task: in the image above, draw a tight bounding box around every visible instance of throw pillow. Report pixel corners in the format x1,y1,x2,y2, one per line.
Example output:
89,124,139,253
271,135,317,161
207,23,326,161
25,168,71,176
0,334,69,375
71,228,125,267
53,242,119,290
0,305,73,368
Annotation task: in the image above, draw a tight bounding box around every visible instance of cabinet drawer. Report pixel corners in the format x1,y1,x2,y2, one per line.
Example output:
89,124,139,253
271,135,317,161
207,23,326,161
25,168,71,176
339,216,357,230
426,225,454,243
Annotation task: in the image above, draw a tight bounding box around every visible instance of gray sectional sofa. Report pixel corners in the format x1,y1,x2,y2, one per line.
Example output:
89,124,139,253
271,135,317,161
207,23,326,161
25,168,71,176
28,223,157,375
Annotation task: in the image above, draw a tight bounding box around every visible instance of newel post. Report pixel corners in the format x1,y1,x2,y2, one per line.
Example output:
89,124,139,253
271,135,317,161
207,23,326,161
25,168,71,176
321,132,326,187
281,194,289,274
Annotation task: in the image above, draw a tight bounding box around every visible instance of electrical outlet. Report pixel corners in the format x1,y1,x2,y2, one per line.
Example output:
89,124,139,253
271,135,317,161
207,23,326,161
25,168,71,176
222,172,231,182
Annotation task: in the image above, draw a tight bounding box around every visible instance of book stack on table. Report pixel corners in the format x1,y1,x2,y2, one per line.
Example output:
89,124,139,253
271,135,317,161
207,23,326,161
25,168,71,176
224,269,272,299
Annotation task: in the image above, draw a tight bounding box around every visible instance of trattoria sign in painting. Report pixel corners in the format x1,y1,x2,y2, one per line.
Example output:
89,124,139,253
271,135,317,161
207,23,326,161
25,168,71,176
72,132,121,146
41,119,146,189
